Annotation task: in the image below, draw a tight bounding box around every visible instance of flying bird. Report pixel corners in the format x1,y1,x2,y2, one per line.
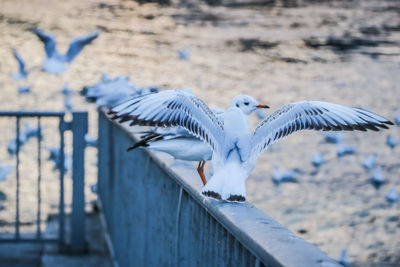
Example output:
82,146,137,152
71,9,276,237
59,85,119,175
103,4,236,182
31,27,101,74
11,49,28,80
110,89,392,202
126,96,266,186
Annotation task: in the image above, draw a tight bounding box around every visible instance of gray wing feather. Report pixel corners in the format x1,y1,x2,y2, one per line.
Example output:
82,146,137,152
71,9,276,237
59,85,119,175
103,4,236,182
246,101,393,159
110,89,225,155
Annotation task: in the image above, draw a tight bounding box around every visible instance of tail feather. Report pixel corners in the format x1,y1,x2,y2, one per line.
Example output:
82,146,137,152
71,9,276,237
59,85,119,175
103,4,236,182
201,163,247,202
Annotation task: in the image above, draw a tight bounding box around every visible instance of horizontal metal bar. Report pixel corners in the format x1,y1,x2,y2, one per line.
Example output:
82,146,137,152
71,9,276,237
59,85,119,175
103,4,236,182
0,111,65,117
0,232,58,243
0,238,58,243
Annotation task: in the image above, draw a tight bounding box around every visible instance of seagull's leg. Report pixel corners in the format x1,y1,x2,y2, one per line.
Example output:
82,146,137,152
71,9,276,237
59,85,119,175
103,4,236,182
197,161,207,186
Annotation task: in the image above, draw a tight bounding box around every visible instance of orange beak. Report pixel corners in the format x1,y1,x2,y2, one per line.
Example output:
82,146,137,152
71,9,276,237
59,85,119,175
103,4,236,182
256,104,269,109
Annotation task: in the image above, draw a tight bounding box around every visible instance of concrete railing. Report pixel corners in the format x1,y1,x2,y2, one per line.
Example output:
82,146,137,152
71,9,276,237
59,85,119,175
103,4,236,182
97,109,340,267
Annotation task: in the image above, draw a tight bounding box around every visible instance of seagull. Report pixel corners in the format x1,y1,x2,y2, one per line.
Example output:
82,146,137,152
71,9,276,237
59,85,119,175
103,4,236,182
0,162,14,183
256,108,268,120
386,135,397,149
64,96,73,111
323,131,344,144
178,49,190,61
110,89,392,202
24,122,43,140
311,152,325,168
336,144,357,158
82,75,139,106
127,97,265,186
31,27,101,74
11,49,28,80
46,147,71,173
62,83,73,95
138,86,160,96
338,249,350,267
18,85,32,94
85,135,98,148
371,166,385,189
385,187,399,204
361,154,377,170
395,113,400,126
7,133,28,155
271,166,299,185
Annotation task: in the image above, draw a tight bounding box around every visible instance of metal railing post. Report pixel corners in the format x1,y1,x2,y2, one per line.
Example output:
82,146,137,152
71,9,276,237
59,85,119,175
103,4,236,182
70,111,88,253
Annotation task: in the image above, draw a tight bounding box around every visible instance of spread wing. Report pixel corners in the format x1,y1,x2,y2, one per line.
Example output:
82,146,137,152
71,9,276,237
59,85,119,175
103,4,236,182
109,89,225,156
246,101,393,159
31,27,57,58
65,30,101,63
12,49,26,74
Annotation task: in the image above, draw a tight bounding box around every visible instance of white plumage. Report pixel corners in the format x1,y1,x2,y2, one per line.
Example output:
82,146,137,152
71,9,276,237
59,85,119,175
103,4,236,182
125,95,266,185
111,89,392,202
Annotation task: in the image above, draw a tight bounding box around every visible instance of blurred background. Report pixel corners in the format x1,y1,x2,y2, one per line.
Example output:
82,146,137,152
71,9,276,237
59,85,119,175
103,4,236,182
0,0,399,265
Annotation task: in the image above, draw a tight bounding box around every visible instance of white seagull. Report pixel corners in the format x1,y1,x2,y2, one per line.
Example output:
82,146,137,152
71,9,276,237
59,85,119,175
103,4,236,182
110,89,392,202
123,96,268,186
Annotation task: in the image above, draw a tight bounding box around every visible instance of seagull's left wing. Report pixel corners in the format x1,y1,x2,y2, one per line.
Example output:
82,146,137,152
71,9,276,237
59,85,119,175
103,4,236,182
65,30,101,63
12,49,26,74
109,89,225,155
31,28,57,58
244,101,393,160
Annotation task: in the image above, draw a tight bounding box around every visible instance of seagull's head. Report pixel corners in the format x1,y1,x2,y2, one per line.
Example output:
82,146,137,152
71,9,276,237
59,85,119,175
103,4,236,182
229,95,269,115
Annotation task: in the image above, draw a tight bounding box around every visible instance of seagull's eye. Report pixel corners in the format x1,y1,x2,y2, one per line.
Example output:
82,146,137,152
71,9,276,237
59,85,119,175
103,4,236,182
236,103,240,107
244,102,249,106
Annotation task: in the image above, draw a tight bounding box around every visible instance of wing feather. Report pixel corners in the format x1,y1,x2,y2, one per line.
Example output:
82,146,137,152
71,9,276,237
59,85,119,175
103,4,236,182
109,89,225,155
246,101,393,160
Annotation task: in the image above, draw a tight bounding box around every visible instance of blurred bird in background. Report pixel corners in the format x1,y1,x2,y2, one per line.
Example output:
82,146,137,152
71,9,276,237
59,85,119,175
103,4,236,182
31,27,101,74
370,166,385,189
11,49,28,80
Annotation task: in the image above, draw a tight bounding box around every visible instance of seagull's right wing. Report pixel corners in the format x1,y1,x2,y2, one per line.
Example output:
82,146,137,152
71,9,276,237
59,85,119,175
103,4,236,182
65,30,101,63
109,89,225,155
31,28,57,58
245,101,393,160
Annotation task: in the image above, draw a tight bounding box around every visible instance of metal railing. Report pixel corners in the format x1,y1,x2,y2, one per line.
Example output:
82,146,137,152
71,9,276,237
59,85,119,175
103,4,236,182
97,108,341,267
0,111,88,253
